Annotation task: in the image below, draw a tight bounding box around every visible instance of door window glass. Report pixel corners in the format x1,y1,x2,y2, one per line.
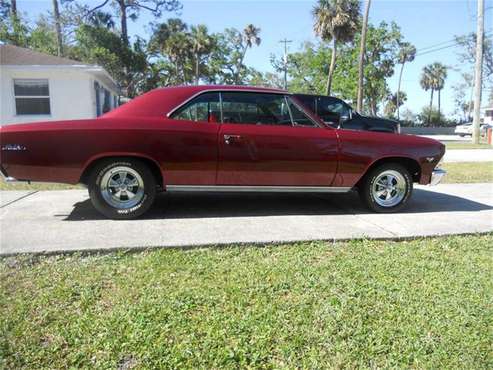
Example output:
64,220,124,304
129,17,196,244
287,98,318,127
221,92,292,126
171,92,221,123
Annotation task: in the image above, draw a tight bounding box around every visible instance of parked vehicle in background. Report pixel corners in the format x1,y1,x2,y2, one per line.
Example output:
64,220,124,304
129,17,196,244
294,93,400,133
455,122,473,137
484,107,493,125
0,85,446,219
455,121,492,137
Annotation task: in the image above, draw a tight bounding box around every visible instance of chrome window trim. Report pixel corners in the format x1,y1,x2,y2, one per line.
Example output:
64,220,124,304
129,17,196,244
286,96,322,128
166,88,286,118
166,185,351,193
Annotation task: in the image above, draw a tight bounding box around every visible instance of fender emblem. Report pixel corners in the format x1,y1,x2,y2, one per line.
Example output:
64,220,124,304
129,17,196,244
425,157,435,163
1,144,27,151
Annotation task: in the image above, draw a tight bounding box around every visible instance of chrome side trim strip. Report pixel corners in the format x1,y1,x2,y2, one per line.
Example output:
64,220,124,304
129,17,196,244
166,185,351,193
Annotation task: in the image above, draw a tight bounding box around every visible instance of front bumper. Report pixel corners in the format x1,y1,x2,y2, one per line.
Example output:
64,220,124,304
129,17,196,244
0,165,17,182
430,168,446,186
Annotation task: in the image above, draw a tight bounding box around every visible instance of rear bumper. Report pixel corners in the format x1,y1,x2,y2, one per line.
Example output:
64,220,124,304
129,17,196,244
430,168,446,186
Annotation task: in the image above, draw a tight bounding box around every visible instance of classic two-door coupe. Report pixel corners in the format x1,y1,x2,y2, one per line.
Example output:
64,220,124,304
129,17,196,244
0,85,446,219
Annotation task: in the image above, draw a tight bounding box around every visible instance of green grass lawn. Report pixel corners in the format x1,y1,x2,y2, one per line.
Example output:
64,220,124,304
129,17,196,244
1,234,492,368
441,161,493,183
444,141,491,150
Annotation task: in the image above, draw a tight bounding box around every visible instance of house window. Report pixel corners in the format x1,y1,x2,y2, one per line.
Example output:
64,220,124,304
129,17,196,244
14,79,51,115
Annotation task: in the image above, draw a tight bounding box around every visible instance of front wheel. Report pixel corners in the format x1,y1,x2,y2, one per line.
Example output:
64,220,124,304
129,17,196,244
88,159,157,219
359,163,413,213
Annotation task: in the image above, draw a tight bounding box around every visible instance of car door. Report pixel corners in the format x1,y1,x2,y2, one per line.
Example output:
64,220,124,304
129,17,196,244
217,92,338,186
164,92,221,185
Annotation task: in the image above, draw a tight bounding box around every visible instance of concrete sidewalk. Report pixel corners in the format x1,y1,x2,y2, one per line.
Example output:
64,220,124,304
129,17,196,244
1,183,492,255
444,149,493,163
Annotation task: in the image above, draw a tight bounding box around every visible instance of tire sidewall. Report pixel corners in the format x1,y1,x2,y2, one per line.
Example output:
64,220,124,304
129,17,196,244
89,159,156,219
364,164,413,213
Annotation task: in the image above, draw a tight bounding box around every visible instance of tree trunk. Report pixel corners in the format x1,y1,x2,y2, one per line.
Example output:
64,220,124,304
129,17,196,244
119,0,128,44
472,0,484,144
396,62,405,120
10,0,17,19
438,89,441,118
326,38,337,95
235,46,248,85
52,0,63,56
195,52,200,85
357,0,371,112
428,89,434,124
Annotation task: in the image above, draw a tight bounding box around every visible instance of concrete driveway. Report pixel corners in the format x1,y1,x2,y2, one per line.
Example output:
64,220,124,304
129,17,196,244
1,183,492,255
444,149,493,163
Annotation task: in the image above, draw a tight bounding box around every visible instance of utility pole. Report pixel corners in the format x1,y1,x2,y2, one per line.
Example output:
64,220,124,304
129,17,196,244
279,38,292,90
472,0,484,144
357,0,371,113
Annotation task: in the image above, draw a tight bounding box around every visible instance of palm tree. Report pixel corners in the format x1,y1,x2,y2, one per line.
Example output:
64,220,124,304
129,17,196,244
396,42,416,119
190,25,213,85
234,24,261,84
356,0,370,112
149,19,190,83
420,65,434,124
430,62,447,116
313,0,360,95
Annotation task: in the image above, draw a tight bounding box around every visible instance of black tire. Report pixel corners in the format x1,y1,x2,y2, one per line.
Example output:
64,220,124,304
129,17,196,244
359,163,413,213
88,158,157,220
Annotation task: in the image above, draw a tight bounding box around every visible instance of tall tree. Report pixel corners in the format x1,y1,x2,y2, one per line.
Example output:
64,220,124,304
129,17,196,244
356,0,370,112
190,24,214,85
10,0,16,19
420,65,434,124
396,42,416,120
149,18,191,83
234,24,261,84
85,0,181,44
430,62,447,117
312,0,360,95
52,0,63,56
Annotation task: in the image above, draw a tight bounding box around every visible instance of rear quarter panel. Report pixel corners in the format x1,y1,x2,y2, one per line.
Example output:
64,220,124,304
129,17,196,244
0,117,219,185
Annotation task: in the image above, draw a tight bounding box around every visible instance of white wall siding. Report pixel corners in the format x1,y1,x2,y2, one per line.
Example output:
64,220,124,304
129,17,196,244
0,66,117,125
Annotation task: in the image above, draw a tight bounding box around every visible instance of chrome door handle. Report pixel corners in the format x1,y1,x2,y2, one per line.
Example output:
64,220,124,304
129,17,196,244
224,134,241,144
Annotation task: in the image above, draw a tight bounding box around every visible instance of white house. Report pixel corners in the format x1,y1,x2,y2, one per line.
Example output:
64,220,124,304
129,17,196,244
0,44,119,125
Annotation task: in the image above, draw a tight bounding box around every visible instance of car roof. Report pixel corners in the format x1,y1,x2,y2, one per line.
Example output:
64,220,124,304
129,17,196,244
103,85,290,119
158,85,288,95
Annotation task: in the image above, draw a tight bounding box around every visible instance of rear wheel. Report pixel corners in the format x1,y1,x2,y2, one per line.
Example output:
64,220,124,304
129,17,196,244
88,159,156,219
359,163,413,213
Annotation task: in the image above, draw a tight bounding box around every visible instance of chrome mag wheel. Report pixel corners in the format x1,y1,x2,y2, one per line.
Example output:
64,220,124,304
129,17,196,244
100,166,145,210
372,170,407,208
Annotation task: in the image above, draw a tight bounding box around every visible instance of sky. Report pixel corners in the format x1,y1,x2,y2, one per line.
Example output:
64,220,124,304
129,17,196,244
17,0,493,116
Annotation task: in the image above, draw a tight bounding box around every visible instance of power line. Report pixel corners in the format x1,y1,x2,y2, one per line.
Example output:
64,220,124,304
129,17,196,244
414,31,492,58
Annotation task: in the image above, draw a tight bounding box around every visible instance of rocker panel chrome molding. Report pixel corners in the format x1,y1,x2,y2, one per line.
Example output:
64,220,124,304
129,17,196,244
166,185,351,193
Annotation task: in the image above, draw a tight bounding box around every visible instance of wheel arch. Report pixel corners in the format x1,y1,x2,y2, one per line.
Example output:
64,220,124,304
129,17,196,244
355,156,421,189
79,153,164,188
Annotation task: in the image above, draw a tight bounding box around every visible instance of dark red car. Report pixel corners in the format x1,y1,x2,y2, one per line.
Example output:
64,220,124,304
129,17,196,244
0,85,446,219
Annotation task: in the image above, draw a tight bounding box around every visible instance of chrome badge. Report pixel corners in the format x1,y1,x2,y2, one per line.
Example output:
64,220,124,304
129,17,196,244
1,144,27,151
425,157,435,163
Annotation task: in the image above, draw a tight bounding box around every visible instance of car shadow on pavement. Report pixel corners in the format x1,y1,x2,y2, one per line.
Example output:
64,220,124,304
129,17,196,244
62,188,492,221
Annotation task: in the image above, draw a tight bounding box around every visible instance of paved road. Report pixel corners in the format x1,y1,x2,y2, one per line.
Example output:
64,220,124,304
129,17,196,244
444,149,493,163
1,183,492,255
